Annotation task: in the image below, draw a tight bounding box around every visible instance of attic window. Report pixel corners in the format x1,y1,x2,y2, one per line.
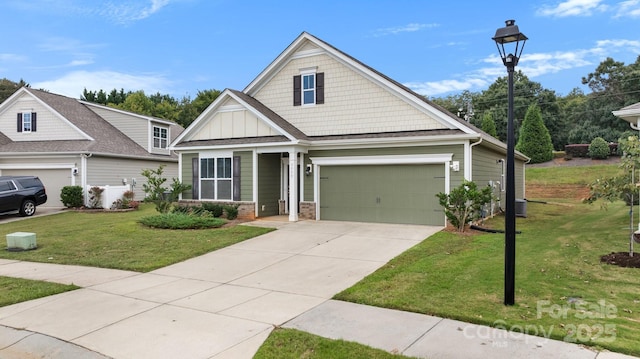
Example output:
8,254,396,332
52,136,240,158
153,126,168,149
293,72,324,106
17,112,37,133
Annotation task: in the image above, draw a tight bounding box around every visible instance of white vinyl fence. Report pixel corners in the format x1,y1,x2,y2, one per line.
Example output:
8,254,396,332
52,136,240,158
85,185,131,209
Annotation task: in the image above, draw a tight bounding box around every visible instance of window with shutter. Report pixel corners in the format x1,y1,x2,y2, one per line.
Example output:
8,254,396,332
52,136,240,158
17,112,37,133
293,72,324,106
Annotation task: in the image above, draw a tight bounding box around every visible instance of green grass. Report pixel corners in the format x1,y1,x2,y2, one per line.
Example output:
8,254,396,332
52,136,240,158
254,328,410,359
0,276,78,307
0,204,273,272
527,164,622,186
333,166,640,356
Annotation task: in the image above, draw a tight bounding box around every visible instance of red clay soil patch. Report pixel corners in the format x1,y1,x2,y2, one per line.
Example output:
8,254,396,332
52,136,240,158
601,252,640,268
527,184,591,201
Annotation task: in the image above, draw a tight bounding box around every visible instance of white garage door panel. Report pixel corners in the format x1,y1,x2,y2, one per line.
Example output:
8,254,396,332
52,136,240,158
1,169,72,207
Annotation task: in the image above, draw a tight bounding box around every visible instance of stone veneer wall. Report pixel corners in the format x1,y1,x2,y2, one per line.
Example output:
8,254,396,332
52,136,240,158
178,200,256,220
299,201,316,220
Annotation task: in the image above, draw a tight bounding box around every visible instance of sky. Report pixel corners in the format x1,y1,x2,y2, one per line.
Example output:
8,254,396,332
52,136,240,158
1,0,639,101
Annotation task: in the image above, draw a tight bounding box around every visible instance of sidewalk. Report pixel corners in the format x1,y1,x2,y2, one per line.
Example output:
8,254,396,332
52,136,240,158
0,219,638,359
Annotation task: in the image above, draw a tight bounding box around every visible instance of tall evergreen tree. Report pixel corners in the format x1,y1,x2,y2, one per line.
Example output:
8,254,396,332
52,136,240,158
480,112,497,137
516,104,553,164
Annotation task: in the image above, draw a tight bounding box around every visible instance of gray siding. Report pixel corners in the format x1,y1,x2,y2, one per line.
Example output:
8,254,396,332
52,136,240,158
472,144,526,205
257,153,281,217
87,156,178,201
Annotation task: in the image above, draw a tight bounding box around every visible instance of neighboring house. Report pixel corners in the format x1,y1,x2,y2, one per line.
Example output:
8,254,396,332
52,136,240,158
0,87,184,207
613,102,640,130
171,32,528,226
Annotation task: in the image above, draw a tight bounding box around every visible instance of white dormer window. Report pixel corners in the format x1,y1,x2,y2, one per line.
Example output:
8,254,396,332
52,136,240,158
153,126,168,149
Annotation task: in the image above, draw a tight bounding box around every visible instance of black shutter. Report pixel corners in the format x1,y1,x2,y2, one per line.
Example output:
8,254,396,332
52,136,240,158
233,156,241,201
17,113,22,132
316,72,324,104
293,75,301,106
191,157,199,199
31,112,37,132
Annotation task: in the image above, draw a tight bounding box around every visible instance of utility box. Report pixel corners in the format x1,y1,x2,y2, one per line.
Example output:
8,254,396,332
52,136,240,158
6,232,37,251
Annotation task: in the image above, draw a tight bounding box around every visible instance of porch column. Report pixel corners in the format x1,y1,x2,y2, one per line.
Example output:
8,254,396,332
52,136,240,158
288,149,299,222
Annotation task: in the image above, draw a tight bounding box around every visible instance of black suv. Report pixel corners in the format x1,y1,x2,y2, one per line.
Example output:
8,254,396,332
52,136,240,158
0,176,48,216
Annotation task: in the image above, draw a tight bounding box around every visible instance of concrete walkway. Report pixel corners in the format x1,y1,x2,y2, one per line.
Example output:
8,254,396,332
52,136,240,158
0,219,637,359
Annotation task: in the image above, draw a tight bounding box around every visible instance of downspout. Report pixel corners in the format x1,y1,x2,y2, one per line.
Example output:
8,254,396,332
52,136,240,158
81,153,92,206
467,137,483,181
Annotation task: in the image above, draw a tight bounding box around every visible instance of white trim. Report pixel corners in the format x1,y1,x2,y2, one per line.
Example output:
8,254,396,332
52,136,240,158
310,154,453,166
253,150,258,214
177,153,183,200
0,163,75,170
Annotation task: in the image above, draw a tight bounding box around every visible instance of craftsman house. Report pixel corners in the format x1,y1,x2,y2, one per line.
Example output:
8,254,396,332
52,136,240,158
171,32,527,226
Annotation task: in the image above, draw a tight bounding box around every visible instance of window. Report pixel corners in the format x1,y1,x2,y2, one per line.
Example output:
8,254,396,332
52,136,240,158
17,112,37,133
153,126,168,149
200,157,232,200
293,72,324,106
302,74,315,105
0,181,16,192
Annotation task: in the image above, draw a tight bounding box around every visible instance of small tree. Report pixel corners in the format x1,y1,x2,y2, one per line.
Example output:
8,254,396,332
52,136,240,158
141,165,191,213
436,181,494,232
481,112,498,138
516,104,553,164
88,186,104,208
585,135,640,256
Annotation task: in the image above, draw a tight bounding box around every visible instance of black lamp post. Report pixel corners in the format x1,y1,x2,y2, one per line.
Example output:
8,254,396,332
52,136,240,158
492,19,527,306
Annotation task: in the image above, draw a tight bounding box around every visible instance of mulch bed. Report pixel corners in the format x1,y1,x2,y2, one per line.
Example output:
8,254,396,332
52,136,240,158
601,252,640,268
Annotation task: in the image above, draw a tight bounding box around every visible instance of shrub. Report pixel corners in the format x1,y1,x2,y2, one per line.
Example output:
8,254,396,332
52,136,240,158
224,204,239,220
588,137,610,159
202,203,224,217
171,205,210,217
138,213,226,229
60,186,83,208
564,144,590,158
436,181,494,232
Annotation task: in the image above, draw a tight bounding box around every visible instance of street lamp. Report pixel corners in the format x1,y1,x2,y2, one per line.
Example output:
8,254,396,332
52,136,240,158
492,19,527,306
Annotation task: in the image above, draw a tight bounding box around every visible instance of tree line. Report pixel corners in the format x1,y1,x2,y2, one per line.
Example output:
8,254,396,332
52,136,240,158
431,56,640,152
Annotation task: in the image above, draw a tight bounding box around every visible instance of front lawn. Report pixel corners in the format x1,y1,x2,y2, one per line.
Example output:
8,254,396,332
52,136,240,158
0,204,273,272
334,164,640,356
0,276,78,307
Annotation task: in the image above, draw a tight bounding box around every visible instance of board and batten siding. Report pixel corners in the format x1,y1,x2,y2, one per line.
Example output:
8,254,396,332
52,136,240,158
86,156,178,201
253,50,448,137
87,106,148,150
0,93,87,141
191,101,280,140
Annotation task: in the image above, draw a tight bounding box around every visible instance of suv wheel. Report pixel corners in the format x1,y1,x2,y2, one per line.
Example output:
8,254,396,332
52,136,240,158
19,200,36,217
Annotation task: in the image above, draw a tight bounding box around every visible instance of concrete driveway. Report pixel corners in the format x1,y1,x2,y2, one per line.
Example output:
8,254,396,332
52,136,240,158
0,220,441,359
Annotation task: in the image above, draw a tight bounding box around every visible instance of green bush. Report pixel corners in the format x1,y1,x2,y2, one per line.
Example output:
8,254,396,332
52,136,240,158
171,205,210,217
224,204,239,220
436,181,494,232
60,186,84,208
202,203,224,217
588,137,610,159
138,213,226,229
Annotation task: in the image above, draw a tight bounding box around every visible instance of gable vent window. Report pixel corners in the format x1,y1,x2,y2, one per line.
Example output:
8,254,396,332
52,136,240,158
153,126,168,149
293,72,324,106
17,112,37,133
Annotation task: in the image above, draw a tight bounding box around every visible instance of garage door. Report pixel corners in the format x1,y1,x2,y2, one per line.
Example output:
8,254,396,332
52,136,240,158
1,169,71,207
319,164,445,226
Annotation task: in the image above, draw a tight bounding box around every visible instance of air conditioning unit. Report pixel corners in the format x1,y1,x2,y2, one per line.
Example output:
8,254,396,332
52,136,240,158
515,199,527,217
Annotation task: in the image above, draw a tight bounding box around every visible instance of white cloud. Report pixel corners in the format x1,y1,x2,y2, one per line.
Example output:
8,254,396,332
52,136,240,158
537,0,608,17
32,70,172,98
615,0,640,18
406,37,638,97
101,0,172,24
373,23,439,37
